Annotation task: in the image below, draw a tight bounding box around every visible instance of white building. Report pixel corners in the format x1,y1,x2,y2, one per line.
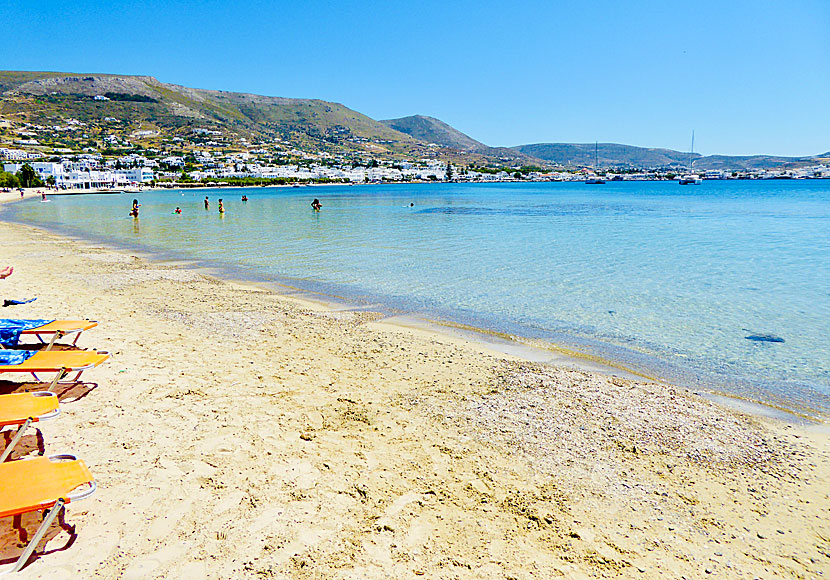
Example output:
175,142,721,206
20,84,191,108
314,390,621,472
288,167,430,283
3,162,130,189
116,167,154,183
0,148,40,161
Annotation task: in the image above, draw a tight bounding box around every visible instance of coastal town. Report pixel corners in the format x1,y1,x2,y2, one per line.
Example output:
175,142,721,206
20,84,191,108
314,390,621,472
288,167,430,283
2,117,828,190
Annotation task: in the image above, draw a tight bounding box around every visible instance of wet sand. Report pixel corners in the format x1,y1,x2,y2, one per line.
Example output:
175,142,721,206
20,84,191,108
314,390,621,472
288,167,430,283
0,193,828,579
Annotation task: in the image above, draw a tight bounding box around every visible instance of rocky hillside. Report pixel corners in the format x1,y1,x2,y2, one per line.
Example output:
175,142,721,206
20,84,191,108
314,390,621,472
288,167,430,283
0,72,427,156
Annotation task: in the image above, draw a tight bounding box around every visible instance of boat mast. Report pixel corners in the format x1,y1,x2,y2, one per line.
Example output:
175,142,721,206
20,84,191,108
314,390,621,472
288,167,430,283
689,130,695,172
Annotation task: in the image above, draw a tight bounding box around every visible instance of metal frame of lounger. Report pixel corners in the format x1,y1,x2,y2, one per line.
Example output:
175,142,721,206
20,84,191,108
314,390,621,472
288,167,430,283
0,351,110,392
0,321,98,352
0,392,60,463
0,454,96,575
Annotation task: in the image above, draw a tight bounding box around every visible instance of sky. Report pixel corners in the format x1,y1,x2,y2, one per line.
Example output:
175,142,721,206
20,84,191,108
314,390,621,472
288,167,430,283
3,0,828,156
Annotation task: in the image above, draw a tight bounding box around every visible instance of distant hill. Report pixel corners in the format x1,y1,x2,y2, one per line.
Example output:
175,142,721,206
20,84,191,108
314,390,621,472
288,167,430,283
381,115,535,163
693,154,819,171
380,115,488,151
513,142,826,171
513,143,698,169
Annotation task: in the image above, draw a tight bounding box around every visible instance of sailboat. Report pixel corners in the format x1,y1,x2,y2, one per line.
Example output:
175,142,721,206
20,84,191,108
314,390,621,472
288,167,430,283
679,131,702,185
585,142,605,184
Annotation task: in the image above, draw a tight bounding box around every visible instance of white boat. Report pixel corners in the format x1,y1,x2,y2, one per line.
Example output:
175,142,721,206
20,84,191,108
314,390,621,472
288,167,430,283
679,131,702,185
585,142,605,184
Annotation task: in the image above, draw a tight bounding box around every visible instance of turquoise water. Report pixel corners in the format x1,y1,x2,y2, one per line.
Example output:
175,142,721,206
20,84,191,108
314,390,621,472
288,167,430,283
5,181,830,419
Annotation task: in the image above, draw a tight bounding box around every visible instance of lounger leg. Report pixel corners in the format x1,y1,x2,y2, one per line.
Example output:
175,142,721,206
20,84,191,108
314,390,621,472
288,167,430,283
43,332,62,352
0,418,32,463
4,499,65,574
43,335,58,351
47,369,68,392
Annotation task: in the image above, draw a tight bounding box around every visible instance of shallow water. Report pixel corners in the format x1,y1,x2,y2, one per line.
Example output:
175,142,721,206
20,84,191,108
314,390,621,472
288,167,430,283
6,180,830,419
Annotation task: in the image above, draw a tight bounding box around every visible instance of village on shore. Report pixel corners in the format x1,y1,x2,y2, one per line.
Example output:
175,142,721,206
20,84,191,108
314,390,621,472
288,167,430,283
2,119,829,191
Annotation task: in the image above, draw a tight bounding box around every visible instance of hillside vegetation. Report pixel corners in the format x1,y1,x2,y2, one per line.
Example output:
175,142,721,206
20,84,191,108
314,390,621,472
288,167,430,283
0,71,824,172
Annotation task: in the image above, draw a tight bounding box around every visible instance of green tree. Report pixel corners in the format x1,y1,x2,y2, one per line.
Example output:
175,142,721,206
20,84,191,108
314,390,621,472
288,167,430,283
46,175,56,187
16,164,44,188
446,163,454,180
513,171,522,179
0,171,20,188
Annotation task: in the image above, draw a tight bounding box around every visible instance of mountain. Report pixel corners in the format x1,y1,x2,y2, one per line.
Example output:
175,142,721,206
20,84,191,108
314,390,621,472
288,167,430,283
380,115,488,151
692,154,820,171
0,71,824,171
0,71,436,159
513,143,698,169
381,115,535,164
513,142,826,171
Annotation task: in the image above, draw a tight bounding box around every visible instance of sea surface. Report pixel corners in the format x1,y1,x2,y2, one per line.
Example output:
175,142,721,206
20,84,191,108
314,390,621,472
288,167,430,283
5,180,830,419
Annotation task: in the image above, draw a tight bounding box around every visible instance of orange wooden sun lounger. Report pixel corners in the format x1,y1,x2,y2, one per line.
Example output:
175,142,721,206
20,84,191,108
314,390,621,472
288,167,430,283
0,455,96,574
0,392,60,462
0,350,110,391
0,320,98,351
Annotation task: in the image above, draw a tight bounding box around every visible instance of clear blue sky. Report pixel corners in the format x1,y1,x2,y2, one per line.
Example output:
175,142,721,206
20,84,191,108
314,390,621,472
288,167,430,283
3,0,828,156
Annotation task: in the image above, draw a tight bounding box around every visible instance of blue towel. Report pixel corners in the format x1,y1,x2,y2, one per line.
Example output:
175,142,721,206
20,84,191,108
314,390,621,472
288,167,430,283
3,298,37,307
0,350,36,365
0,319,54,348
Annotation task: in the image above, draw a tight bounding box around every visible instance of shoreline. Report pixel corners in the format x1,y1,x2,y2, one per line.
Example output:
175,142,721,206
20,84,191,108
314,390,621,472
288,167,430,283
0,209,828,578
3,189,825,425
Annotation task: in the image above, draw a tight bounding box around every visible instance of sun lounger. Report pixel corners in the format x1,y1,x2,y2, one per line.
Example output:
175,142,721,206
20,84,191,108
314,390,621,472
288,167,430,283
0,320,98,351
0,392,60,462
0,350,110,391
0,454,96,574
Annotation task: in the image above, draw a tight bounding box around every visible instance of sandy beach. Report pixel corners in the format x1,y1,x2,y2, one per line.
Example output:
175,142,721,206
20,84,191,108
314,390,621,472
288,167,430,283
0,192,828,579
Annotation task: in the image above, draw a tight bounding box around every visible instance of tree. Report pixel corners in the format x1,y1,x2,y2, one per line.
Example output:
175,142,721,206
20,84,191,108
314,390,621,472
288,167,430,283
46,175,56,187
16,164,43,188
0,171,20,188
446,163,453,181
513,171,522,179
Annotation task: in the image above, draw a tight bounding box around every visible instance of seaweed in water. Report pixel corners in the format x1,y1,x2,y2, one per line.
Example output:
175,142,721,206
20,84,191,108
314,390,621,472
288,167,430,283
744,332,785,343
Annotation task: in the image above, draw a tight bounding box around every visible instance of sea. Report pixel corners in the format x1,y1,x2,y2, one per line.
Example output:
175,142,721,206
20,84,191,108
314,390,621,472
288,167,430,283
4,180,829,420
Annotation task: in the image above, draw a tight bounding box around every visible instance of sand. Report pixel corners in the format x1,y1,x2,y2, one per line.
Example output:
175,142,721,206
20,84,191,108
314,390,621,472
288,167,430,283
0,194,828,579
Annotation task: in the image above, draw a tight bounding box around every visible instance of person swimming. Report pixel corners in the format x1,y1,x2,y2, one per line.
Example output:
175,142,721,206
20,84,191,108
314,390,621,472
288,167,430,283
241,195,248,202
311,198,322,211
204,196,210,210
174,207,182,214
129,198,140,218
218,199,225,213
